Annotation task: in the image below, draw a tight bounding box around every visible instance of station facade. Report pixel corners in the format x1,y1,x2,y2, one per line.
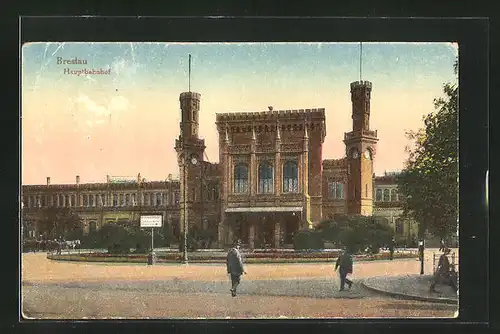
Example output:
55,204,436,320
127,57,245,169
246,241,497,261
22,80,417,248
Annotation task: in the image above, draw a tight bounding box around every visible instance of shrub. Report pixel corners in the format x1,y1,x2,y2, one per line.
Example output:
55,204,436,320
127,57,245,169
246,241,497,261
317,215,394,254
293,230,325,250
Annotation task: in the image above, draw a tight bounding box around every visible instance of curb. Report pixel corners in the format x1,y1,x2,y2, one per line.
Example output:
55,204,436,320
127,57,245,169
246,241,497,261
360,281,458,305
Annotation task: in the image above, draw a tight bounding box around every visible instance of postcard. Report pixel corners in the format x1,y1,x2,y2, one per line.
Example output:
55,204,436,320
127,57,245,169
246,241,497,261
21,42,459,319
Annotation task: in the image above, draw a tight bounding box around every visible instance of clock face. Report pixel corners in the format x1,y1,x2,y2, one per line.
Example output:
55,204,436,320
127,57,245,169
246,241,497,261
352,150,359,159
191,156,198,165
364,150,371,159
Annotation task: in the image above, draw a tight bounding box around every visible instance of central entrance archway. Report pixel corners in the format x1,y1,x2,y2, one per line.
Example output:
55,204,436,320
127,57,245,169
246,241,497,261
225,207,303,249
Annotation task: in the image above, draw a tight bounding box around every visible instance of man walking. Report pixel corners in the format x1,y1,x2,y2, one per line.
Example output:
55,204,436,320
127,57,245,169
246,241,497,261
335,248,353,291
226,240,246,297
389,238,395,261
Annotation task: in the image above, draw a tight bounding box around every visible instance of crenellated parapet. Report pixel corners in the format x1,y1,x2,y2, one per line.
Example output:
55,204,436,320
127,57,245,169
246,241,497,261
216,108,326,143
322,158,347,169
216,108,325,123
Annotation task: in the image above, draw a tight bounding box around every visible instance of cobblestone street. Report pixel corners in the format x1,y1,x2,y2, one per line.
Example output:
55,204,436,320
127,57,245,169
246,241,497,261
21,251,458,319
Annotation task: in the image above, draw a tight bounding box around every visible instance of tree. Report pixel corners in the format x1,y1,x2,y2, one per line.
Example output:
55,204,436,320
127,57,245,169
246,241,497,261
397,59,458,240
37,207,81,239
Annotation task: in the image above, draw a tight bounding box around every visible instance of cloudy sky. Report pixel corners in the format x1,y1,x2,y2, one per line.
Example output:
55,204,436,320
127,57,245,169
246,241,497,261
21,42,458,185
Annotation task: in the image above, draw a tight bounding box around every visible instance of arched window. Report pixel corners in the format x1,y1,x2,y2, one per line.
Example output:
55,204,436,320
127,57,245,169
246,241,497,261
132,194,136,206
125,194,130,206
144,193,150,206
283,161,298,193
234,164,249,193
383,189,390,202
113,194,118,207
258,162,274,193
376,188,382,201
66,195,71,207
391,189,398,202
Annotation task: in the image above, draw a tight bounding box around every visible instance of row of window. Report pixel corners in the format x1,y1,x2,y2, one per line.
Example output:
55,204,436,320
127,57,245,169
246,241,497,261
233,161,299,194
375,188,399,202
23,192,181,209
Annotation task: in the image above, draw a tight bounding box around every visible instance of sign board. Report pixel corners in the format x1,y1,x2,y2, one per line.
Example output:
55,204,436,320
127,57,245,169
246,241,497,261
140,215,163,228
109,176,137,184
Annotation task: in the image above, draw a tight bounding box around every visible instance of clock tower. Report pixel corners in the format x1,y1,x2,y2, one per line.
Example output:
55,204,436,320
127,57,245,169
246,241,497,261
343,81,378,216
175,91,206,243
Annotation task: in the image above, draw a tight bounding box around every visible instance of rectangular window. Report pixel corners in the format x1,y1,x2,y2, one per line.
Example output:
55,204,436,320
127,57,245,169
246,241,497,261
336,183,344,199
329,182,344,199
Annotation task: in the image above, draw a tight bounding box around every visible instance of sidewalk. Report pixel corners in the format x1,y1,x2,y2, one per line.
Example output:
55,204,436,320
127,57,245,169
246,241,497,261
361,275,458,305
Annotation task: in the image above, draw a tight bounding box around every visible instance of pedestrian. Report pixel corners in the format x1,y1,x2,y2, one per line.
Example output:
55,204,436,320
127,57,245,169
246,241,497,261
389,238,395,261
335,248,353,291
226,240,246,297
429,248,457,293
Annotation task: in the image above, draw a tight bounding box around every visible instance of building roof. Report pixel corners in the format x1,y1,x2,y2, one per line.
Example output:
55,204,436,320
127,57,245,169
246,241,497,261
215,108,325,123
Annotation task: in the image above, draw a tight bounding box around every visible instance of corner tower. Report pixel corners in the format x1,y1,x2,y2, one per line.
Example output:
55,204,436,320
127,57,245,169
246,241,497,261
344,81,378,216
175,91,206,247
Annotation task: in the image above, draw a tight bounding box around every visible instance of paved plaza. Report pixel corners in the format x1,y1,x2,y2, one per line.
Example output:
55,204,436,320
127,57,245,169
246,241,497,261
21,249,458,319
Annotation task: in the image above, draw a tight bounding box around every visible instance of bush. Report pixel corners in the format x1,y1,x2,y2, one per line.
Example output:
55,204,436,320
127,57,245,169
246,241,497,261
316,215,394,254
293,230,325,250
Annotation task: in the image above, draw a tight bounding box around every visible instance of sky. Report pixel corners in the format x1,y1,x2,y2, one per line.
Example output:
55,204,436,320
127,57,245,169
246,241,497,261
21,42,458,185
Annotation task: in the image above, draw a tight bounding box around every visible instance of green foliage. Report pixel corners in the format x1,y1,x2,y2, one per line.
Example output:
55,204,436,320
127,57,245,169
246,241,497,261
293,230,325,250
37,207,81,239
315,215,393,254
398,60,458,239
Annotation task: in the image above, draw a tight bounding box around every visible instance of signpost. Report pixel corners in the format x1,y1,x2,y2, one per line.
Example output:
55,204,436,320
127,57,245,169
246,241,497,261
140,215,163,265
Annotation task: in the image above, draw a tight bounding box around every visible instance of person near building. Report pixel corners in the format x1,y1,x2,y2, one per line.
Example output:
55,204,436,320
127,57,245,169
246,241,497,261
389,237,395,260
335,248,354,291
226,240,246,297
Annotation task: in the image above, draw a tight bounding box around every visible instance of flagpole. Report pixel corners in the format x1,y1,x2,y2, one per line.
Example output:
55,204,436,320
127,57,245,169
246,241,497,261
360,42,363,81
188,54,191,92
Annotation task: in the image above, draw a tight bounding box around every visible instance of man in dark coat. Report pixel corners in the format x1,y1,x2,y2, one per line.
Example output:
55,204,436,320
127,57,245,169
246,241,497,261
226,240,246,297
335,248,353,291
389,238,395,261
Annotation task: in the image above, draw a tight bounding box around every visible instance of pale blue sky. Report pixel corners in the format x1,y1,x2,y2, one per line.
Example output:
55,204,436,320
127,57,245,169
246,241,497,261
22,42,458,185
